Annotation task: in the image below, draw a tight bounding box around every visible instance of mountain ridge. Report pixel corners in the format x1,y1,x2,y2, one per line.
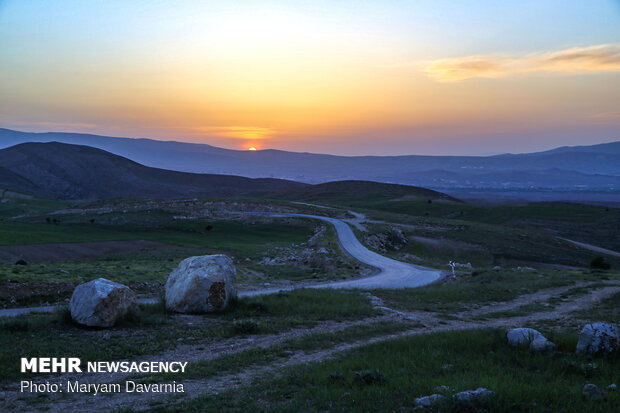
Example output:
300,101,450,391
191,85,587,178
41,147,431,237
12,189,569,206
1,129,618,194
0,142,456,202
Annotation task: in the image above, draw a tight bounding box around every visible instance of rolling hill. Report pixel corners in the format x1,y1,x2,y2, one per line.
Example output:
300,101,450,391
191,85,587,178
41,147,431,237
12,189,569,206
0,142,457,202
1,129,618,197
0,142,306,200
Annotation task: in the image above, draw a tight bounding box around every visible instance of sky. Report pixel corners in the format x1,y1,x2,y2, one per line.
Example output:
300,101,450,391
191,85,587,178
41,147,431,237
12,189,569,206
1,0,619,155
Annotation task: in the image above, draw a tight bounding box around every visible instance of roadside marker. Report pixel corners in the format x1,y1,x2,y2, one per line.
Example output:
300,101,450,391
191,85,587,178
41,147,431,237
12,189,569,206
449,260,455,275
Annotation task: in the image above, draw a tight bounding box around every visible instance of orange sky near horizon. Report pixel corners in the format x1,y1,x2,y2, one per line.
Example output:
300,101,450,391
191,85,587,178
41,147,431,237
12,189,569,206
1,1,619,155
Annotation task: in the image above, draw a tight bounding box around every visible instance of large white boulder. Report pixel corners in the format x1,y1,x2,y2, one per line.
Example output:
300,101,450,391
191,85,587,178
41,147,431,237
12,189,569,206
165,254,237,313
506,328,555,352
576,323,619,356
69,278,138,327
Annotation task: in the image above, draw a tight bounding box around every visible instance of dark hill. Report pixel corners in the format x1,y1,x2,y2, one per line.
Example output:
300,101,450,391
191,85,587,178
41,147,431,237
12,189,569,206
0,142,307,200
275,180,460,204
0,142,459,203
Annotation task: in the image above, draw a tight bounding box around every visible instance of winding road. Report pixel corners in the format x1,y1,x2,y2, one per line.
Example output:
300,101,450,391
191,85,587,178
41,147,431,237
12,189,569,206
0,212,442,317
252,213,442,290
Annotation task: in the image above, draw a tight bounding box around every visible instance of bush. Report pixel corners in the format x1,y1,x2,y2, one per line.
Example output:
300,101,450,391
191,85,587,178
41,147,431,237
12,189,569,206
590,256,611,270
353,369,387,385
233,319,260,335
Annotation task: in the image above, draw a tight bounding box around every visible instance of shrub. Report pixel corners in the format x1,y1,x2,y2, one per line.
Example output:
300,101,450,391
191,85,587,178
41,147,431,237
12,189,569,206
233,319,260,335
590,256,610,270
353,369,387,385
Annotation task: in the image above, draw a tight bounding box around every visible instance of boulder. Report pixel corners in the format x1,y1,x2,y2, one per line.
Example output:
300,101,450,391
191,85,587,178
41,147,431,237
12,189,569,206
69,278,138,327
576,323,619,356
582,384,607,401
414,394,447,408
454,388,494,403
530,336,556,352
165,254,237,313
507,328,555,352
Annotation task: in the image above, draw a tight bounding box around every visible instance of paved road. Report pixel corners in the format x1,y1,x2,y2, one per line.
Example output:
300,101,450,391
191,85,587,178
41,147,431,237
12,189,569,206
243,213,442,293
0,213,442,316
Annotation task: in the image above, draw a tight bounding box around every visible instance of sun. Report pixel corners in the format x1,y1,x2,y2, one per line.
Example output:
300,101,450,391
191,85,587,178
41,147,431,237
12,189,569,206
248,147,257,151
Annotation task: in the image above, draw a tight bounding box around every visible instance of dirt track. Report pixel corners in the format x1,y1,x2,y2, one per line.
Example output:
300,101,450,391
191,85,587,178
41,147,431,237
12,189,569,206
3,281,618,412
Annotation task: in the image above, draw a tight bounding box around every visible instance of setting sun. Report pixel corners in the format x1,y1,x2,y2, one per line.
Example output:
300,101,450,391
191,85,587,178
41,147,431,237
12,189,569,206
248,147,257,151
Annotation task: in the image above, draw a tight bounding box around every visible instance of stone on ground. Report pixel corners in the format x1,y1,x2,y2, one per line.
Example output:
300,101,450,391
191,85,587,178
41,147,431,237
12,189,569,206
165,254,237,313
454,388,494,403
414,394,447,407
507,328,555,352
69,278,138,327
576,322,619,356
582,384,607,401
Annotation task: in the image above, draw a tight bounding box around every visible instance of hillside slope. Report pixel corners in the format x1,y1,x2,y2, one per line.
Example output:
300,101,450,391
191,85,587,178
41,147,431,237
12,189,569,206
0,142,307,200
0,142,458,203
1,129,618,192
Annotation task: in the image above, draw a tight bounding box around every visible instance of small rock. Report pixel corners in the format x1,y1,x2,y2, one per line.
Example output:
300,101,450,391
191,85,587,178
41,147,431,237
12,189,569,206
492,266,501,271
102,332,110,340
454,388,494,403
576,323,619,356
414,394,448,407
507,328,555,352
434,385,450,393
441,364,454,371
608,384,617,391
582,383,607,401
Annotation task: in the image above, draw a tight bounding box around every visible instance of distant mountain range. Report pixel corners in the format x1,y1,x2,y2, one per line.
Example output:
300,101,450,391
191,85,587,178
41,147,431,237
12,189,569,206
0,142,455,201
1,128,618,199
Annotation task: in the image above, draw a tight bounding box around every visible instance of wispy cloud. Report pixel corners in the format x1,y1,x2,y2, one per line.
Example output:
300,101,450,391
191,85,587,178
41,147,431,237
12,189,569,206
175,126,274,140
424,44,620,82
2,120,97,129
588,111,620,119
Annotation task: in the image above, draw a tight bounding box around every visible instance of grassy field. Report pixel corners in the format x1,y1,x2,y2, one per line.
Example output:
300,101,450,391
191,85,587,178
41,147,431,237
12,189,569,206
0,289,376,383
369,269,619,315
357,216,620,269
163,328,619,412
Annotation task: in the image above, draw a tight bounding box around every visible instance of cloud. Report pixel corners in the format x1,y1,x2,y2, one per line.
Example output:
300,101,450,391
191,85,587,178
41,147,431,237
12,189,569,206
589,111,620,119
424,44,620,82
174,126,274,140
2,120,97,129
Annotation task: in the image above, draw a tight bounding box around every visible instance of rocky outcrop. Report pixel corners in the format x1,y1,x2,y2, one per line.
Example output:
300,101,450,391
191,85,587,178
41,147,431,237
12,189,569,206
69,278,138,327
576,323,619,356
507,328,555,352
165,254,237,313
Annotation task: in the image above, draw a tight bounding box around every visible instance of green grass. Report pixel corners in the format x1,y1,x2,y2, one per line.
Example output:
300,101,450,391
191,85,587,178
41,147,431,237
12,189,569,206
0,220,314,254
360,217,620,269
136,321,414,384
571,291,620,323
0,289,375,383
164,328,620,412
370,269,619,314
